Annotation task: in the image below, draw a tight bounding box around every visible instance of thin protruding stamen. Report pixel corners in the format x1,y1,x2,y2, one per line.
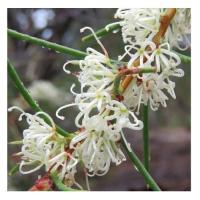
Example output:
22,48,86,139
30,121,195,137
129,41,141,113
63,60,80,74
35,111,56,130
8,106,25,114
80,26,109,57
56,103,77,120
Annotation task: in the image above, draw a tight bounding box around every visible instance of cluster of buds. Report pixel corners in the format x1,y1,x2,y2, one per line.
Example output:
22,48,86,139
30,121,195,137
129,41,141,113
9,8,190,190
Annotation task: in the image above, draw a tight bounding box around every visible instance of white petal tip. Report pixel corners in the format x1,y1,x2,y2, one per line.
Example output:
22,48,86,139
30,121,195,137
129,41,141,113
80,27,87,33
65,70,71,74
8,108,12,112
57,116,65,120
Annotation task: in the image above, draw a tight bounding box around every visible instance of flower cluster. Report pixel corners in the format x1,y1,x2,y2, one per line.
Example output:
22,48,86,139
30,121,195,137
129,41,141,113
111,8,191,50
106,8,188,111
56,27,143,179
8,106,82,189
9,8,190,190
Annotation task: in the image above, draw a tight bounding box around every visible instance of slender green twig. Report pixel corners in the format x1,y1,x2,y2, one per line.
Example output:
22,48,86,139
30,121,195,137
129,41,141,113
8,164,20,176
176,52,191,65
8,59,71,138
50,172,80,191
7,29,126,66
121,131,161,191
143,105,150,173
82,23,121,42
8,29,87,59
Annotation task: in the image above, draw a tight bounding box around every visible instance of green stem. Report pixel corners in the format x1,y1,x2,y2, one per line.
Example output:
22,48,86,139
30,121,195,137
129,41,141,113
50,172,80,191
7,29,125,66
82,23,121,42
121,131,161,191
8,59,70,137
176,52,191,65
143,105,150,172
8,164,20,176
8,29,87,59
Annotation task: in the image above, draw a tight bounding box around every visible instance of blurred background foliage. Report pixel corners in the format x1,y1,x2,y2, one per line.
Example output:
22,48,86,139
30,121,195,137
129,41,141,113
8,8,191,191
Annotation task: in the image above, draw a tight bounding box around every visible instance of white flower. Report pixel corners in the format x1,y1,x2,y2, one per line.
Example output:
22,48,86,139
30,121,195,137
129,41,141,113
108,8,163,43
110,8,190,51
130,74,169,111
56,83,113,127
105,100,143,131
47,149,82,189
118,40,156,68
106,8,186,113
122,64,184,112
160,65,184,99
57,27,118,125
8,106,81,189
165,8,191,50
149,43,181,72
69,115,126,176
63,27,117,92
8,106,58,174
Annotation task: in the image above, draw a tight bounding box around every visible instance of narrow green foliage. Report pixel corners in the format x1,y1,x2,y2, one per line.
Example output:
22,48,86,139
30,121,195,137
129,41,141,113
121,131,161,191
8,164,20,176
8,29,87,58
143,105,150,172
176,52,191,65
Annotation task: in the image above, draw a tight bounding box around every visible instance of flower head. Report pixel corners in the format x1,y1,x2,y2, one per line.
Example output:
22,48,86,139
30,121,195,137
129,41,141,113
149,42,181,72
70,115,126,176
165,8,191,50
112,8,163,43
8,106,81,189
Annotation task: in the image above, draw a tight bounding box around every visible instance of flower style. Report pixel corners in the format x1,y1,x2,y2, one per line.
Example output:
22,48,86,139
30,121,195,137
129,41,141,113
159,64,184,99
123,74,167,111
